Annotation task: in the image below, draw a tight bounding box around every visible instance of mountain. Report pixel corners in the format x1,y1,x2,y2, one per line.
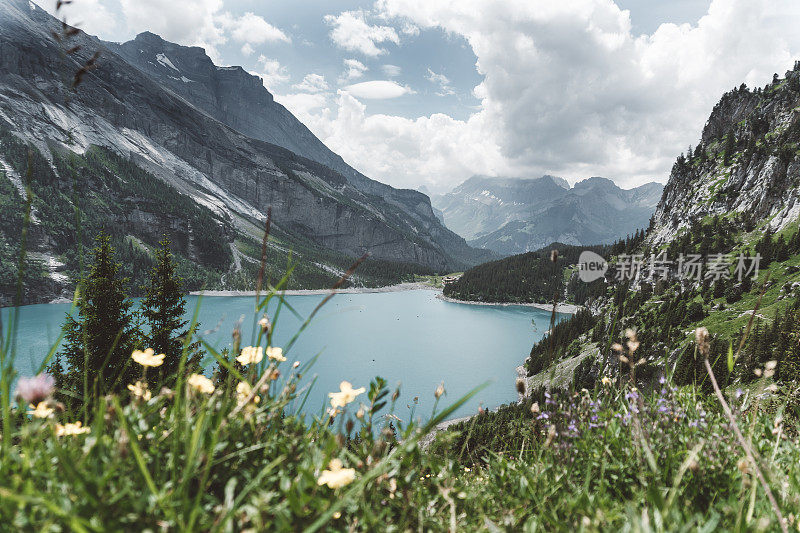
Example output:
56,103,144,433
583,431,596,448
649,68,800,247
0,0,490,303
434,175,663,255
446,62,800,396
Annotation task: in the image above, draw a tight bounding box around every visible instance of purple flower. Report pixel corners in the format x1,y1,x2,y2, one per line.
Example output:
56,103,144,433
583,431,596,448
15,374,55,404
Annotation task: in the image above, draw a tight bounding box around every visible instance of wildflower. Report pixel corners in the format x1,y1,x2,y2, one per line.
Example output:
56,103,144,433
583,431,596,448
258,316,271,333
236,381,260,407
187,374,215,394
15,374,55,404
601,376,612,386
28,402,54,419
530,402,540,414
464,467,471,472
611,343,623,353
765,360,777,378
356,405,365,419
694,327,710,356
737,458,750,474
317,458,356,489
434,382,445,399
293,361,300,369
266,346,286,362
127,381,152,401
333,511,342,519
329,381,366,409
237,346,263,365
55,421,90,437
132,348,165,367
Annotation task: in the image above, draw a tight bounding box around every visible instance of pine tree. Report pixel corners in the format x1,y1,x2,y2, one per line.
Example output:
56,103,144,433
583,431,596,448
52,233,141,405
141,238,190,385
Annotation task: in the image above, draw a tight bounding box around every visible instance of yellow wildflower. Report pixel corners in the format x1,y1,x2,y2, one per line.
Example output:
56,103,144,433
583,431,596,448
601,376,612,386
266,346,286,362
187,374,215,394
132,348,165,367
127,381,152,401
317,458,356,489
329,381,366,409
56,421,90,437
236,346,263,365
28,402,54,419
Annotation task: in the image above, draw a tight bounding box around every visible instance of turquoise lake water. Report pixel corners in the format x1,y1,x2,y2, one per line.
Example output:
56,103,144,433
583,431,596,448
1,290,567,421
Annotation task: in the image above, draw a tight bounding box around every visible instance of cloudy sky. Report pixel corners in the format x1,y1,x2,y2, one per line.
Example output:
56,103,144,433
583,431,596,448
38,0,800,193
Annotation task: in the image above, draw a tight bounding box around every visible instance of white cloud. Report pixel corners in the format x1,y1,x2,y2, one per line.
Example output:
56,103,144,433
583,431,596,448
256,55,290,89
293,74,329,93
33,0,116,38
318,0,799,190
382,64,402,77
324,10,400,56
342,80,415,99
119,0,227,58
342,59,369,81
400,21,420,36
298,92,505,191
117,1,287,61
276,93,330,118
221,12,290,44
241,43,254,56
426,68,455,96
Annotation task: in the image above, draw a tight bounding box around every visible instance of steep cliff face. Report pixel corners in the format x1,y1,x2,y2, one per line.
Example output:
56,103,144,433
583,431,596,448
650,65,800,246
110,32,461,250
0,0,485,290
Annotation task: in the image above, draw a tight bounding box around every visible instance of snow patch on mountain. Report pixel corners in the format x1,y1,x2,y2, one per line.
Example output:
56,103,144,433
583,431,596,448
155,53,179,71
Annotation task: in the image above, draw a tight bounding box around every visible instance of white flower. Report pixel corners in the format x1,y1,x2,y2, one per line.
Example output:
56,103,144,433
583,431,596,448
329,381,366,409
317,458,356,489
127,381,152,401
28,402,54,419
187,374,215,394
132,348,165,367
237,346,263,365
266,346,286,362
236,381,260,407
56,421,90,437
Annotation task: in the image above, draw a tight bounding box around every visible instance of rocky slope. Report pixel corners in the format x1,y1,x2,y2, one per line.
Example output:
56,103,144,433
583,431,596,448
434,175,662,255
0,0,489,302
649,66,800,246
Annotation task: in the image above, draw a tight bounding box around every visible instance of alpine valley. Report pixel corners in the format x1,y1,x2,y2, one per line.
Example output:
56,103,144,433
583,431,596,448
0,0,495,305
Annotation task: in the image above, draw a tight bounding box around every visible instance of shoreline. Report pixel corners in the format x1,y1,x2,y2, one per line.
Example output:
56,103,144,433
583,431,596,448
436,294,581,314
189,282,436,297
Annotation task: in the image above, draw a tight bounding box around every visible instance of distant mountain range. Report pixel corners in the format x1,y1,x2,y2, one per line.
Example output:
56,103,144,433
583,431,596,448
433,175,663,255
0,0,492,302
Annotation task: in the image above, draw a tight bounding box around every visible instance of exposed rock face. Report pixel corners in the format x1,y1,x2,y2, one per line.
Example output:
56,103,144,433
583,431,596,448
434,175,663,255
650,66,800,246
0,0,487,277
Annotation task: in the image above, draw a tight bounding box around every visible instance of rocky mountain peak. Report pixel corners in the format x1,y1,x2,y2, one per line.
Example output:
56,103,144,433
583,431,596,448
650,64,800,246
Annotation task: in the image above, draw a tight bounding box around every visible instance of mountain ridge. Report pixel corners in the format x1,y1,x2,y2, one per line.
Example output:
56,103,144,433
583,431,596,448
0,0,492,302
434,174,663,255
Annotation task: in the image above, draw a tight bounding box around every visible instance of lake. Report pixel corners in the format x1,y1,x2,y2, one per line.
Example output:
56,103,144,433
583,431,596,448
1,289,568,422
